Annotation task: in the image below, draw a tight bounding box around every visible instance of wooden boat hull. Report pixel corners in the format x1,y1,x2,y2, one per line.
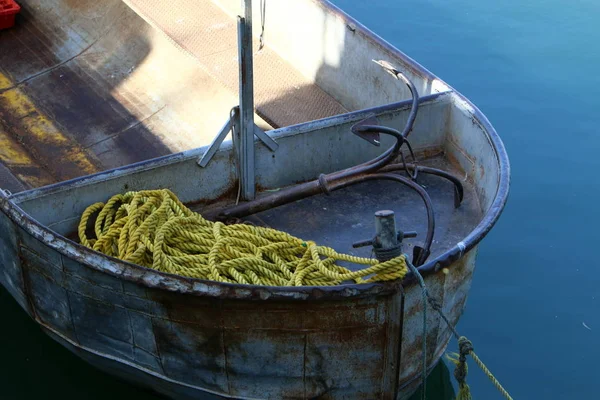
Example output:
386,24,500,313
0,0,509,399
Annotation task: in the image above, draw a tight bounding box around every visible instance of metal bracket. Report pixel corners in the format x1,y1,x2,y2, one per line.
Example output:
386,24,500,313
197,111,235,168
253,125,279,152
197,111,278,168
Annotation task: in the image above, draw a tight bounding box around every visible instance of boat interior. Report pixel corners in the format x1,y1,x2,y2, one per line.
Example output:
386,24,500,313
0,0,497,268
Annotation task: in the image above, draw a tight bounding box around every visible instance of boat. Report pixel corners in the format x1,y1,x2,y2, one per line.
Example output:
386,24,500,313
0,0,510,399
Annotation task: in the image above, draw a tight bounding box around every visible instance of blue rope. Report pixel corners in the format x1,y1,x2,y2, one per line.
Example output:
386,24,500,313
405,255,427,400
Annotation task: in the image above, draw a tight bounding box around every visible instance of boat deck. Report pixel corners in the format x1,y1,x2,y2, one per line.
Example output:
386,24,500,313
62,153,481,270
191,154,482,264
0,0,347,193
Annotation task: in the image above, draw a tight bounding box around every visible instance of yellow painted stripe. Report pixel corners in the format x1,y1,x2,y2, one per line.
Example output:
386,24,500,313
0,72,11,90
0,86,36,118
0,72,100,183
0,124,54,187
17,112,99,175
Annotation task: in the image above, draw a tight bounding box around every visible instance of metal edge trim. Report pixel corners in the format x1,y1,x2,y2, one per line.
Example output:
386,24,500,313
10,92,448,203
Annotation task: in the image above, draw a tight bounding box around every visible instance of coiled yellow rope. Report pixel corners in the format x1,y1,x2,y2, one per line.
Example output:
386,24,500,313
78,189,408,286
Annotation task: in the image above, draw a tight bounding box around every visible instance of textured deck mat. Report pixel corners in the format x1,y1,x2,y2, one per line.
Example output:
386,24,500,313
123,0,348,127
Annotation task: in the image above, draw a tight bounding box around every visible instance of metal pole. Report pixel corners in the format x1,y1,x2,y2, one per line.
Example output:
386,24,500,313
198,0,277,170
237,0,256,200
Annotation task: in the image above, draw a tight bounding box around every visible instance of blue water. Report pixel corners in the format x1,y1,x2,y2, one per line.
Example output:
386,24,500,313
331,0,600,398
2,0,598,399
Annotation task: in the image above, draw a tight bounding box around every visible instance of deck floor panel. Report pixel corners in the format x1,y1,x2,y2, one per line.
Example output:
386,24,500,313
0,0,345,191
190,156,481,264
253,159,480,265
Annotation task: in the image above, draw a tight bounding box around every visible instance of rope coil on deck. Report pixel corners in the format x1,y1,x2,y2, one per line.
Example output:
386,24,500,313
78,189,408,286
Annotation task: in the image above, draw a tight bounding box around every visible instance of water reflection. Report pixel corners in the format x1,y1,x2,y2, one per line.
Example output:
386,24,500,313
408,361,456,400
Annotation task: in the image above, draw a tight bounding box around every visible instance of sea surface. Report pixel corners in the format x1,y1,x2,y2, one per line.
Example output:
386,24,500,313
1,0,598,399
331,0,599,398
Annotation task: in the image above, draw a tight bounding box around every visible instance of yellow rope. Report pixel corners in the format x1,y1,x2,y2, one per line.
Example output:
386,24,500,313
470,350,514,400
78,189,408,286
446,336,513,400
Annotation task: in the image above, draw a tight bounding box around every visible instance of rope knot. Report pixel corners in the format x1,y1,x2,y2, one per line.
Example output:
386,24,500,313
453,360,468,382
446,336,474,400
458,336,474,356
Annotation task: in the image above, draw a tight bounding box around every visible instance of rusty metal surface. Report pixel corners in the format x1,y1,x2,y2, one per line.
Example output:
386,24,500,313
2,210,406,398
0,186,478,398
396,249,478,399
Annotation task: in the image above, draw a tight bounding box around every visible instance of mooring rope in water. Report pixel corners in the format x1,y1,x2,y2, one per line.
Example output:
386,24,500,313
406,259,514,400
78,189,408,286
